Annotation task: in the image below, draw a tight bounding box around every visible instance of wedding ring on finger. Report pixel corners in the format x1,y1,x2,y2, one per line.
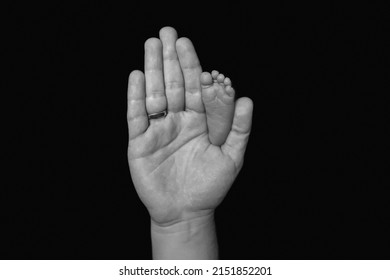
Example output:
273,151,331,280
147,110,167,120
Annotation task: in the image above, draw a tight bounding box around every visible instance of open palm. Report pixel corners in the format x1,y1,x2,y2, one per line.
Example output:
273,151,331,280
127,27,253,226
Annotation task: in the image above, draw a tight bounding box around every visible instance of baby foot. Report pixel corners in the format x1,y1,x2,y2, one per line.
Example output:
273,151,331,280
201,70,235,146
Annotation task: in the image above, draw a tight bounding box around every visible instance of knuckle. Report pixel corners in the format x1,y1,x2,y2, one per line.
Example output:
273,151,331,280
165,81,183,90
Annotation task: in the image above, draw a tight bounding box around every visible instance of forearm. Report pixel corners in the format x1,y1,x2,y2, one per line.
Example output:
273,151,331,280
151,212,218,259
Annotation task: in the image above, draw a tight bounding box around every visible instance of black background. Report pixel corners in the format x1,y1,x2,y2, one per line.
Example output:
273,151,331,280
3,2,389,259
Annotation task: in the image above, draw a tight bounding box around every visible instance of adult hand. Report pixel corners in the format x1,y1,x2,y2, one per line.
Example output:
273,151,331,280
127,27,253,227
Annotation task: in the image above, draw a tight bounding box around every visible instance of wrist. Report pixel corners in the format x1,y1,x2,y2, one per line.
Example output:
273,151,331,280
151,211,218,259
151,210,215,231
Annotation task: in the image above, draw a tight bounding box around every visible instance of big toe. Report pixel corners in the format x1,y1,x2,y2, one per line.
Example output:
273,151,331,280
200,72,213,88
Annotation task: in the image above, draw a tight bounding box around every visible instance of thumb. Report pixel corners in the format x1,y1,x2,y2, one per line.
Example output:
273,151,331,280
221,97,254,170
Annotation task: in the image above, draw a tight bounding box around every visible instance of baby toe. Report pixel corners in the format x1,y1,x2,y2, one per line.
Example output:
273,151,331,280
211,70,219,79
225,85,235,97
217,73,225,83
224,77,232,86
200,72,213,87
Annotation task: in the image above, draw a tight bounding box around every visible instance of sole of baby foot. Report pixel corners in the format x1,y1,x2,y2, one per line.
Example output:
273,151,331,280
200,70,235,146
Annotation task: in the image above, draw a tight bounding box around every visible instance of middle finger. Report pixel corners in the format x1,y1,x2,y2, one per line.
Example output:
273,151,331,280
159,27,185,113
144,37,167,115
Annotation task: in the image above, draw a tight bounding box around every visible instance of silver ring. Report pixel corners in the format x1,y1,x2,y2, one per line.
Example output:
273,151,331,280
148,110,167,120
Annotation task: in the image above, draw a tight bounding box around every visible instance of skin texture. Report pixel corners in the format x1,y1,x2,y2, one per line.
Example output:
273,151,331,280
127,27,253,231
